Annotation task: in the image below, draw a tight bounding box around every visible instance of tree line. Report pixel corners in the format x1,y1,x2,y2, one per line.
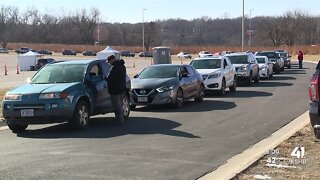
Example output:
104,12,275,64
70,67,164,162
0,5,319,51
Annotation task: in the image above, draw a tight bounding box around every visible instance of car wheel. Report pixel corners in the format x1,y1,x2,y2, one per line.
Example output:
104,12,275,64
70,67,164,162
229,76,237,92
287,65,291,69
123,94,130,120
195,84,204,102
71,100,90,129
248,73,253,85
8,123,28,133
174,88,183,108
218,78,226,96
254,72,260,83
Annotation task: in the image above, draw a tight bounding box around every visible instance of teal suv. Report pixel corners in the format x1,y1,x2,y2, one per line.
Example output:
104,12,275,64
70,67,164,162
2,60,131,132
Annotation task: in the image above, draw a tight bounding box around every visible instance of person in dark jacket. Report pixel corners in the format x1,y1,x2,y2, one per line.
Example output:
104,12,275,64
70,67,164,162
298,50,304,69
106,55,127,124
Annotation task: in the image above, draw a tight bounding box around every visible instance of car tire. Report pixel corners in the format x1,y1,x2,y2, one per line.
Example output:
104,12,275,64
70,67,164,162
123,94,130,120
287,65,291,69
70,100,90,129
269,72,273,78
8,123,28,133
248,73,253,85
229,76,237,92
195,84,204,102
254,72,260,83
218,78,226,96
174,88,183,108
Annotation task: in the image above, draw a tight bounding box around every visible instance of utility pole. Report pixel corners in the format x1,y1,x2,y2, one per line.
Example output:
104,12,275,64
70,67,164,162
142,8,147,53
248,9,254,46
242,0,244,51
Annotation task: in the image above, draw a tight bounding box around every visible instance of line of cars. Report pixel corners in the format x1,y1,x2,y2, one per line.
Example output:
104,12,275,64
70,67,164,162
2,50,291,133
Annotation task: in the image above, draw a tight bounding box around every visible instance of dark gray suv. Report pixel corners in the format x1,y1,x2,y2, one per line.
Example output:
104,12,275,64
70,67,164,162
255,51,282,74
225,52,259,85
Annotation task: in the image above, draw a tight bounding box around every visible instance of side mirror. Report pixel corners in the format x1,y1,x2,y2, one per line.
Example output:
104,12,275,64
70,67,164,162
134,74,139,78
289,55,292,58
182,72,189,77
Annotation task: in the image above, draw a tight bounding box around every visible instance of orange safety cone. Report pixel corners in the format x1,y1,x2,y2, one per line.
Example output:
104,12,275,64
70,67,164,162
16,64,20,74
4,65,8,75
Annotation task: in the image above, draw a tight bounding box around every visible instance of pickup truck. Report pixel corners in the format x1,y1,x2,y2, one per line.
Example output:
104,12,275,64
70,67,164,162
309,61,320,139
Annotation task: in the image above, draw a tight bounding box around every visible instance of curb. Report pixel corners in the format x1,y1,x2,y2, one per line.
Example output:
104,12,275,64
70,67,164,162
199,111,309,180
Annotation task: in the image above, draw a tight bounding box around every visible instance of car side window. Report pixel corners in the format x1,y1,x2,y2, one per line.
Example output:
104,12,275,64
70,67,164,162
186,66,194,76
223,59,228,68
180,66,189,75
89,64,102,77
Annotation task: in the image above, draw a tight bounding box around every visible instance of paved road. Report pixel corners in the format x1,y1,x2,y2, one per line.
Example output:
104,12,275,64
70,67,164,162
0,62,315,180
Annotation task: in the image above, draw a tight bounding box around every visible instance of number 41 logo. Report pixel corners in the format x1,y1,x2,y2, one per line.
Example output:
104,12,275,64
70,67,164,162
291,147,305,158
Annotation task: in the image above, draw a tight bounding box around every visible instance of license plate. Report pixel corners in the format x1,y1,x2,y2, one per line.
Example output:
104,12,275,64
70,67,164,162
21,109,34,117
137,97,148,102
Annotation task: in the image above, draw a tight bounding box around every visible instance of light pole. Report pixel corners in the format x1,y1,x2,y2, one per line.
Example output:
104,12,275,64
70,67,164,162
248,9,254,46
242,0,244,51
142,8,147,53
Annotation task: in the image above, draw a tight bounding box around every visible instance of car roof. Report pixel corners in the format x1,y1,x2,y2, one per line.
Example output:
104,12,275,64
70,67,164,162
193,56,223,60
49,59,100,65
225,52,248,56
149,64,184,68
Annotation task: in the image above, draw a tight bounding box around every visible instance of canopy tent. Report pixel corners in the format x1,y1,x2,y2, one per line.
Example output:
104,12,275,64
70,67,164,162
17,51,43,71
96,46,120,60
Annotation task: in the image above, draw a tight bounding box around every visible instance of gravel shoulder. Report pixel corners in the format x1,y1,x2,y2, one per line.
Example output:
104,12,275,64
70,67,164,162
234,124,320,180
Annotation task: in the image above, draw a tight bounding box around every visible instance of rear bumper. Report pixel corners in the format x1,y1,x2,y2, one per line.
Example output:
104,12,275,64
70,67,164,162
309,101,319,128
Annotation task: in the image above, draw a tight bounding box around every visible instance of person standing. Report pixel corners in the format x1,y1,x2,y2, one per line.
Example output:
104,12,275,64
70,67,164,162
106,55,127,124
298,50,304,69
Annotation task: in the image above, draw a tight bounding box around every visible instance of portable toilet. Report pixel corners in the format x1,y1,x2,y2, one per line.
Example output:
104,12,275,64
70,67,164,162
152,46,172,64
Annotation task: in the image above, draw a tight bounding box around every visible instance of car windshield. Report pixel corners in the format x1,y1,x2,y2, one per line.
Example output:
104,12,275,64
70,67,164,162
139,66,179,78
31,64,87,84
190,59,221,69
227,55,248,64
256,52,279,58
279,52,288,57
256,58,266,63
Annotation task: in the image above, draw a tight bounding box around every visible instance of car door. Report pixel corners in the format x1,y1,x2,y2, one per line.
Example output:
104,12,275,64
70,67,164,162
86,62,110,114
179,66,193,98
223,58,233,87
186,65,199,96
249,55,258,77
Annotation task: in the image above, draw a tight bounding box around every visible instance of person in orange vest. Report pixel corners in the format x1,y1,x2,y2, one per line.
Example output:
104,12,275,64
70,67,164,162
297,50,304,69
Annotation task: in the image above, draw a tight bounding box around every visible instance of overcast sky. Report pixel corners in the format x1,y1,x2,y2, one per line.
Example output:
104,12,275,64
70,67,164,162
1,0,319,23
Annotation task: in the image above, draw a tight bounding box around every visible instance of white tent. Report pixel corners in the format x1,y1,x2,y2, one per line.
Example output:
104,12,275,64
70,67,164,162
96,46,120,60
17,51,43,71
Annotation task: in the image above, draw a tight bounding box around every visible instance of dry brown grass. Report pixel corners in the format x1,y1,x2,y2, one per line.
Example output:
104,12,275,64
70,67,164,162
5,43,320,55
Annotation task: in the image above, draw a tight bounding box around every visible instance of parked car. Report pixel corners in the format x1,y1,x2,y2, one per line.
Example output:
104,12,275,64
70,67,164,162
131,64,204,109
0,48,9,53
309,61,320,139
198,51,213,58
62,49,77,55
190,56,237,95
225,52,259,85
255,51,283,74
138,51,153,57
276,50,291,69
82,51,96,56
2,59,131,132
37,49,53,55
121,50,135,57
33,58,56,70
255,56,273,78
177,52,192,59
15,47,36,54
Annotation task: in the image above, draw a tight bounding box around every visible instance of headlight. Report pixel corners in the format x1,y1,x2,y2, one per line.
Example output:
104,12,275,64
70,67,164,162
208,74,221,79
4,94,22,100
156,85,175,93
39,92,68,99
202,75,208,80
240,66,248,71
260,66,266,71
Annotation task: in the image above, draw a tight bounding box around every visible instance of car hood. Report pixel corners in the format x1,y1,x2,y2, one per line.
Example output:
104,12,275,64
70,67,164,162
196,69,221,75
7,82,80,94
233,64,248,68
131,77,178,89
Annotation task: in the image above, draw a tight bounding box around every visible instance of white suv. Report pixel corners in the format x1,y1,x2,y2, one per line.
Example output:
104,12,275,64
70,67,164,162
198,51,213,58
190,56,237,95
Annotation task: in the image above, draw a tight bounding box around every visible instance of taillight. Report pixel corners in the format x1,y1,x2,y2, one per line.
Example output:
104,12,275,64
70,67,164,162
309,74,319,102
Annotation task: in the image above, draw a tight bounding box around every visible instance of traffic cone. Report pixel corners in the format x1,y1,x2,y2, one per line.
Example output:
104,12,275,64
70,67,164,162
16,64,20,74
4,65,8,75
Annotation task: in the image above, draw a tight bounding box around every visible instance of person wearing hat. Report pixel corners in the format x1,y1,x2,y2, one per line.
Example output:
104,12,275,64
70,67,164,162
106,54,127,124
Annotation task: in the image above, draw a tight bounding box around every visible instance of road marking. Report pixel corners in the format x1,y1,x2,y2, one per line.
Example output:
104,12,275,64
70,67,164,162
199,111,309,180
